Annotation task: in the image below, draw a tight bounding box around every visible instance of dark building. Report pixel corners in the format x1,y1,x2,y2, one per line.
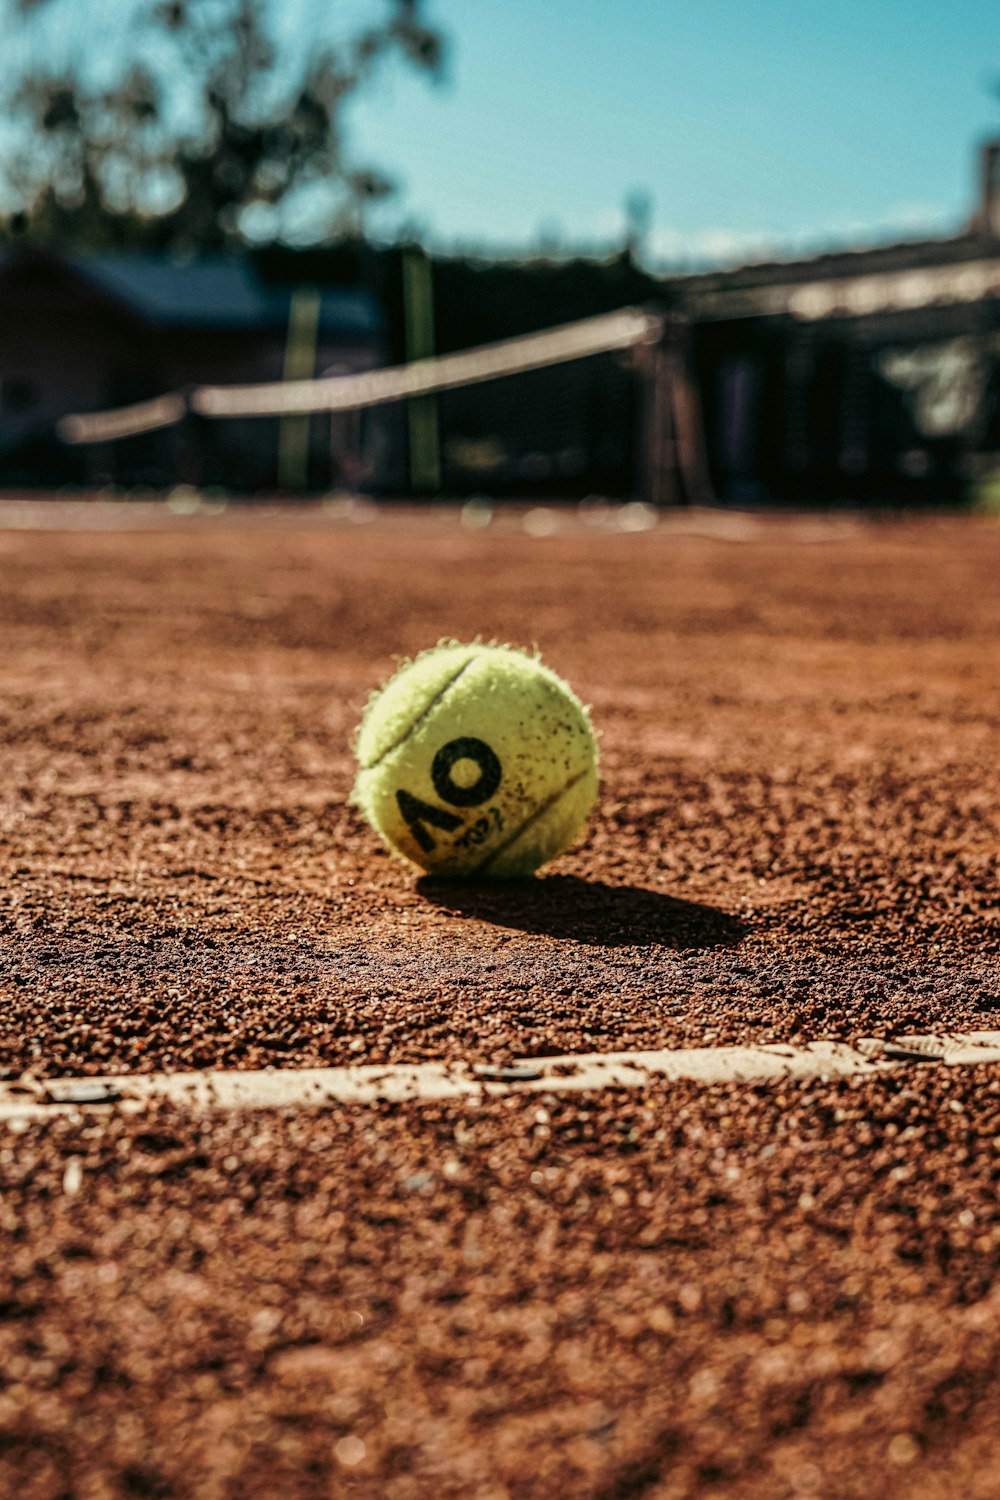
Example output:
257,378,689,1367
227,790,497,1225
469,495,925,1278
0,251,384,488
678,140,1000,506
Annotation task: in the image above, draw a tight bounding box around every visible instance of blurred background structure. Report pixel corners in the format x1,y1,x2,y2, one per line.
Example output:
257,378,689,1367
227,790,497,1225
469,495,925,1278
685,142,1000,508
1,0,999,506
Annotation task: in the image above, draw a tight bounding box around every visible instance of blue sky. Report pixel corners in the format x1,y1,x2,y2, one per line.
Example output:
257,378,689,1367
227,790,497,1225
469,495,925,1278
6,0,1000,266
344,0,1000,265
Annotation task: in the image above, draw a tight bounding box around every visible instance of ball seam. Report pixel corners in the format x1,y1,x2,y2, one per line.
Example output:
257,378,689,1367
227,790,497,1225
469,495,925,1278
471,765,594,876
359,656,476,771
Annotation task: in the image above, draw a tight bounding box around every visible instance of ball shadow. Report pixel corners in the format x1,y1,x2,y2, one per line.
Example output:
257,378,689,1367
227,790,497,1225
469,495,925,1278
416,873,745,950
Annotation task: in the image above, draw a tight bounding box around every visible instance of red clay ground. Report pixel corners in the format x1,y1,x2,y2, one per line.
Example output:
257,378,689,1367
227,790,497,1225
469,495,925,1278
1,501,999,1498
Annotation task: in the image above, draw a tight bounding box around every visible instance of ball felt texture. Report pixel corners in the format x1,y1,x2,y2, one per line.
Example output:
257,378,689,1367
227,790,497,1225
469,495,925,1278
353,643,598,878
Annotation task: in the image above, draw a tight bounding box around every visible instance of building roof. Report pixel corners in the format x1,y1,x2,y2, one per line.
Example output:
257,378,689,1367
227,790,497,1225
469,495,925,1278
71,253,383,337
672,139,1000,321
673,231,1000,325
674,231,996,296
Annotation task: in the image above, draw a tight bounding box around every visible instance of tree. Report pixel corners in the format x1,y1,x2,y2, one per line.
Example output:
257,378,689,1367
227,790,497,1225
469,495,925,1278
0,0,443,250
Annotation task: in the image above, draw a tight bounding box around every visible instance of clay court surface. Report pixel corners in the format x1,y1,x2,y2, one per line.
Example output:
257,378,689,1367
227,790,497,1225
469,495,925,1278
2,499,999,1498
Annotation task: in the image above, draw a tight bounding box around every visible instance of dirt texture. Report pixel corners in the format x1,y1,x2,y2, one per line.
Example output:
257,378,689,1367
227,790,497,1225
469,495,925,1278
1,502,999,1497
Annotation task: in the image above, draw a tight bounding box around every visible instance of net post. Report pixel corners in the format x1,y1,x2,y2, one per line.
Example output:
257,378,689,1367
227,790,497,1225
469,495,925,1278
173,389,202,489
668,316,715,507
635,311,680,507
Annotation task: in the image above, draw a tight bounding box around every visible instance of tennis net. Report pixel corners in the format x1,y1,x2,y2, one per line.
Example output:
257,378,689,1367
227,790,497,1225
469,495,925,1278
58,305,705,502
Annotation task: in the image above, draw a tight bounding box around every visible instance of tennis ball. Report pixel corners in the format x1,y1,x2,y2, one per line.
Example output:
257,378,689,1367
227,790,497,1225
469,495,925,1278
353,643,598,879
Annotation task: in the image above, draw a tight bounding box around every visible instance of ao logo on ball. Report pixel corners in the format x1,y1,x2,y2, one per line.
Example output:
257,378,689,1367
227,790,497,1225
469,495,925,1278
395,736,502,853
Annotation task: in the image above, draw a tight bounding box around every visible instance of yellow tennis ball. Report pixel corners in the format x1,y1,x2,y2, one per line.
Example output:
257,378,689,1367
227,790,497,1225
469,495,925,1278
353,643,598,879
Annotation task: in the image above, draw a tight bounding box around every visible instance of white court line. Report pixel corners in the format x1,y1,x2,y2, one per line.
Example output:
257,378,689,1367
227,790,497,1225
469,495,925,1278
3,1033,1000,1125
